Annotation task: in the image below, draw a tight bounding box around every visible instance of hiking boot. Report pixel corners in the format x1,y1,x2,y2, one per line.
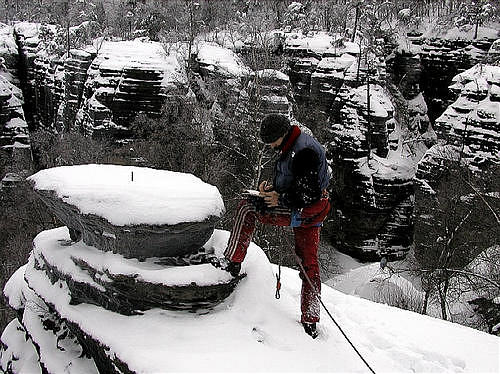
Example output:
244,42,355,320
209,257,241,277
225,261,241,277
302,322,318,339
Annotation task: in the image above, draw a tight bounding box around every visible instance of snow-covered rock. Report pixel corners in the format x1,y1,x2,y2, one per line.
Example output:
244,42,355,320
0,23,19,82
76,39,187,137
285,34,386,134
435,64,500,166
28,164,225,258
249,69,292,119
29,226,239,314
194,41,253,79
0,24,31,179
326,85,415,260
2,229,499,373
405,35,497,122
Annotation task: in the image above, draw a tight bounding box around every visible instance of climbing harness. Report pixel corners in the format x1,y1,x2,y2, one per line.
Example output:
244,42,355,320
282,235,376,374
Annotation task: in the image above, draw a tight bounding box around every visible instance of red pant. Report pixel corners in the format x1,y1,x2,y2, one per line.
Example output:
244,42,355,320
224,198,330,323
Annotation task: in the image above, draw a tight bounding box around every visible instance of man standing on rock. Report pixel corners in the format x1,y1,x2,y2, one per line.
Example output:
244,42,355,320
220,114,330,339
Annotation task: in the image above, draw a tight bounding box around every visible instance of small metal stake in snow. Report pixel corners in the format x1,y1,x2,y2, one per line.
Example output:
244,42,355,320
131,171,134,182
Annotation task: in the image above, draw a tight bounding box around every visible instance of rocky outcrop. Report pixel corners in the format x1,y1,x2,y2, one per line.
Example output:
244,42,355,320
434,64,499,166
1,165,241,373
9,23,189,138
13,22,47,126
59,49,94,131
250,69,292,120
75,40,188,138
386,47,435,155
405,34,497,122
0,24,32,181
0,78,27,148
326,84,415,260
284,33,386,133
28,165,225,259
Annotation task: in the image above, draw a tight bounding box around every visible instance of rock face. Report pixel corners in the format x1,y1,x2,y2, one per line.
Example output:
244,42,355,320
251,69,292,119
9,22,188,138
12,22,49,127
0,24,32,181
285,33,386,132
434,64,499,166
76,40,187,138
1,165,241,373
404,34,497,122
412,64,499,272
326,84,415,260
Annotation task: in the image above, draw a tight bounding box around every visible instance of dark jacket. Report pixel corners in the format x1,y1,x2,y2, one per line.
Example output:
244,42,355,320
273,125,330,209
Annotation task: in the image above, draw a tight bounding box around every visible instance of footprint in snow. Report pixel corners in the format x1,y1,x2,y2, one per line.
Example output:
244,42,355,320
251,327,293,350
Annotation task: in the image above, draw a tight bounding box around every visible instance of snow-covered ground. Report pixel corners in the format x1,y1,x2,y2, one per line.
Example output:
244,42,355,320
3,229,499,373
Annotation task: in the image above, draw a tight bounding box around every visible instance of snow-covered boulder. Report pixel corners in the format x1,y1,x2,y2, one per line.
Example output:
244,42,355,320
28,164,225,259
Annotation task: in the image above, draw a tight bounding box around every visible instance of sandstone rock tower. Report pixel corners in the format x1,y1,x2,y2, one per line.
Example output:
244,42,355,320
1,164,240,373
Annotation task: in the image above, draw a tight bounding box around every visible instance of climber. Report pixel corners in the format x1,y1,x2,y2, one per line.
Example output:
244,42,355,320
220,113,330,339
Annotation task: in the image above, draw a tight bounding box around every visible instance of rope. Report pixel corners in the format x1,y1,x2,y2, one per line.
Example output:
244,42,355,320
282,235,376,374
276,236,283,299
275,263,281,299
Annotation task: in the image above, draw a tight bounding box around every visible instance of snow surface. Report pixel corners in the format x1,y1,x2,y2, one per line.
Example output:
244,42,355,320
452,65,500,88
86,39,186,89
196,42,253,78
326,246,500,341
27,164,225,226
285,31,337,55
4,228,497,373
256,69,289,82
0,320,41,374
0,23,17,61
30,226,233,288
350,84,394,119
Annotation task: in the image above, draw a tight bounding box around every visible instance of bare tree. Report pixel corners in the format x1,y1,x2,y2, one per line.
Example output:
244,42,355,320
412,150,499,319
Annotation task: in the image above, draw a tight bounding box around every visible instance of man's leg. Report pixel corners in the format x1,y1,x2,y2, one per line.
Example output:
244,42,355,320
224,199,290,263
293,226,321,324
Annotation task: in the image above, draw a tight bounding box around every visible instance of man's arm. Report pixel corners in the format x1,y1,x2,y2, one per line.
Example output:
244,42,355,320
279,148,321,208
